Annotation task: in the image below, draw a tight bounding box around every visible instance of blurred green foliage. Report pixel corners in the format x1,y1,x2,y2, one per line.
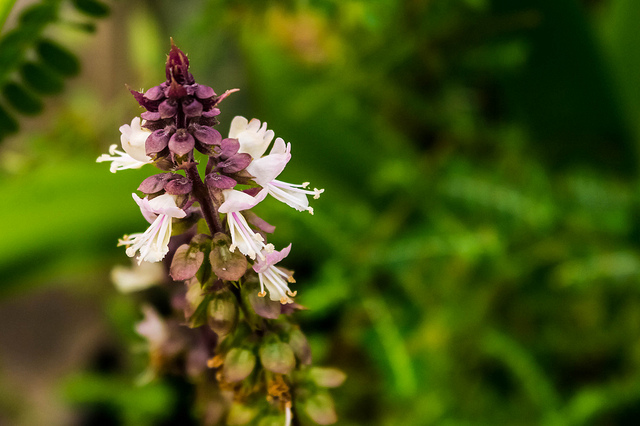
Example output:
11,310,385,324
4,0,640,425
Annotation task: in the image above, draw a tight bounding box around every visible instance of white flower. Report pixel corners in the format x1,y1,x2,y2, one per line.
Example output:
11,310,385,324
111,261,165,293
118,193,187,264
96,117,153,172
246,137,324,214
229,116,275,159
219,189,269,260
253,244,296,304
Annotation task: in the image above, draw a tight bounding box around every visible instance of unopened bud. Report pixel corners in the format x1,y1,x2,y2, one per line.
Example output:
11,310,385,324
259,340,296,374
223,348,256,382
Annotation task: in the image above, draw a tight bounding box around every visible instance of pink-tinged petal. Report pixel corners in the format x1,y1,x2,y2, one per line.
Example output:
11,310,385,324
218,188,268,213
148,193,187,218
246,152,290,185
133,193,158,224
136,304,168,349
253,244,292,274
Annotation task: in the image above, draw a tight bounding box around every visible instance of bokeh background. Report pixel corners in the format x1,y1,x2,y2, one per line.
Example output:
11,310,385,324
2,0,640,424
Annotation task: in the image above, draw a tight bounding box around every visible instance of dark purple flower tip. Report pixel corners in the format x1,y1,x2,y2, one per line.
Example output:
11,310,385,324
191,124,221,146
146,127,173,155
217,153,252,174
165,40,194,85
128,86,160,111
138,173,176,194
169,128,195,156
202,108,221,118
165,176,193,195
195,84,216,99
159,99,178,118
144,85,164,101
141,111,161,122
218,138,240,159
183,98,203,118
205,173,237,190
166,76,188,99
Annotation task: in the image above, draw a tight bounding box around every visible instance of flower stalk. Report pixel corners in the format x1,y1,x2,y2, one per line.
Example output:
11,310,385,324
98,41,341,425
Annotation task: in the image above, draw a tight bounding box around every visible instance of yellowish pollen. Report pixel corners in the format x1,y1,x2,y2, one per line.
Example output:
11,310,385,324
308,207,314,215
287,275,296,284
258,291,267,298
302,182,310,188
207,354,224,368
287,290,297,297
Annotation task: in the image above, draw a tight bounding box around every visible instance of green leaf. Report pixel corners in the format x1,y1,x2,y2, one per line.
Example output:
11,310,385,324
72,0,110,18
20,62,64,95
36,39,80,77
2,82,43,115
0,103,18,136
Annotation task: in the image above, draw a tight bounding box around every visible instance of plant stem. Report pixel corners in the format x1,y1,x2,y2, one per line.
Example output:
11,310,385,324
186,163,223,235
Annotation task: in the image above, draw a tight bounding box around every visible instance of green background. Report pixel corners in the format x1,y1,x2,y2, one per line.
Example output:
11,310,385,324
3,0,640,424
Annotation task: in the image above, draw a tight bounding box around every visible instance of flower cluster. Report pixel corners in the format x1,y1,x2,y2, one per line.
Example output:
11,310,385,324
97,42,339,425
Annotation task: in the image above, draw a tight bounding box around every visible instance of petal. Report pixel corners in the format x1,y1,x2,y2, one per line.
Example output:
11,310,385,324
229,116,248,139
246,152,290,185
218,188,268,213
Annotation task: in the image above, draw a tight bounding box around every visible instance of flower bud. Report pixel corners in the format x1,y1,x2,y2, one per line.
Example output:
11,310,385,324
259,339,296,374
146,128,172,156
169,128,195,156
138,172,175,194
207,287,238,336
218,153,252,174
191,123,222,146
205,173,237,190
223,348,256,382
164,176,192,195
195,84,215,99
159,99,177,118
304,392,338,425
183,98,203,117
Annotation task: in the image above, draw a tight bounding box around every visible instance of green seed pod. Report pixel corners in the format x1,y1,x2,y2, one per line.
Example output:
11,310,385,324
223,348,256,382
289,327,312,365
207,287,238,336
259,339,296,374
210,233,248,281
226,401,257,425
304,392,338,425
309,367,346,388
